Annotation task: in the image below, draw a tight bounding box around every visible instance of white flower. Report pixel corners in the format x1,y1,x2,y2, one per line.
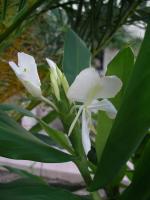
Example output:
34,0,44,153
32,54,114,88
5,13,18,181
67,67,122,104
46,58,58,80
67,67,122,155
9,52,42,98
46,58,69,98
8,53,57,110
46,58,60,101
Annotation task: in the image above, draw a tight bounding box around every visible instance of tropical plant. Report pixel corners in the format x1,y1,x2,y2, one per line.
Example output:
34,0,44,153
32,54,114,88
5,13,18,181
0,19,150,199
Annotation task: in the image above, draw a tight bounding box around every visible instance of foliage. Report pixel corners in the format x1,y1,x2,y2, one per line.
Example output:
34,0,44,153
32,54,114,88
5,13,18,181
0,0,150,53
0,1,150,199
0,21,149,200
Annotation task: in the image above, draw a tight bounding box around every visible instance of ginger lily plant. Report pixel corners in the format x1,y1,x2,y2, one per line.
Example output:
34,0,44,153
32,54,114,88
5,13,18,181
1,24,149,200
8,52,122,200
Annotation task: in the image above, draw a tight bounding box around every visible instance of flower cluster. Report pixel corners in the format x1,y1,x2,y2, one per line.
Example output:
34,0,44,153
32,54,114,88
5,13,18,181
9,52,122,155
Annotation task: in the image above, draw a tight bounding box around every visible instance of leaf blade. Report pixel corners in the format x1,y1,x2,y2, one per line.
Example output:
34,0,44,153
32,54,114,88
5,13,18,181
119,140,150,200
0,111,73,163
107,47,135,109
90,23,150,190
63,28,91,83
0,178,86,200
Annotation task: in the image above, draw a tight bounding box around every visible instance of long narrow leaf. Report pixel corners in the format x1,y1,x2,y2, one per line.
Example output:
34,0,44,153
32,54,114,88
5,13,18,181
119,141,150,200
90,22,150,190
0,104,35,118
40,120,74,153
0,111,73,163
0,178,86,200
1,0,8,20
107,47,135,109
30,111,58,133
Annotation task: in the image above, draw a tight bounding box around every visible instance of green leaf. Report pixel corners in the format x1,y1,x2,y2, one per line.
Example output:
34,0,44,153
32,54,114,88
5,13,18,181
39,120,74,153
0,104,35,118
0,178,86,200
95,112,113,162
33,133,58,148
94,47,135,171
18,0,26,11
0,111,73,163
90,23,150,190
96,48,134,162
119,140,150,200
0,104,73,153
30,110,58,133
1,0,8,20
107,47,135,109
3,166,44,182
63,28,91,83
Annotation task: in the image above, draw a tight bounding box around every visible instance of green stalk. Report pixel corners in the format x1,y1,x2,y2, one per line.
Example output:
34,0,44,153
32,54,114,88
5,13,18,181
41,96,58,111
56,92,102,199
91,191,103,200
75,159,92,186
75,159,102,200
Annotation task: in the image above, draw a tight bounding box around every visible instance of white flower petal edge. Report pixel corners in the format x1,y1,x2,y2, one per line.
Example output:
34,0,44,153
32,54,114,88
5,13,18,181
9,61,20,75
46,58,58,79
67,67,122,104
89,99,117,119
67,67,99,103
46,58,61,100
9,52,42,98
18,52,41,87
82,109,91,155
46,58,57,70
95,76,122,99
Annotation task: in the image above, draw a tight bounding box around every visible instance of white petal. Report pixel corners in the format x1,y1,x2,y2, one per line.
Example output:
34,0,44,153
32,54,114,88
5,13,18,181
67,67,100,103
9,61,20,75
82,109,91,155
46,58,57,70
21,80,42,98
95,76,122,99
46,58,59,82
89,99,117,119
67,67,122,104
18,52,41,87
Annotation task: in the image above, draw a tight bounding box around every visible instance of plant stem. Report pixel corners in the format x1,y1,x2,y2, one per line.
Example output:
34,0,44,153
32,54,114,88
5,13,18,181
41,96,58,111
91,191,103,200
75,159,103,200
75,159,92,186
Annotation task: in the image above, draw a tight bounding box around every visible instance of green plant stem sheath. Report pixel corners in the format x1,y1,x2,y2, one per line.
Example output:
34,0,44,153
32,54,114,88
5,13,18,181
75,159,102,200
91,191,103,200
